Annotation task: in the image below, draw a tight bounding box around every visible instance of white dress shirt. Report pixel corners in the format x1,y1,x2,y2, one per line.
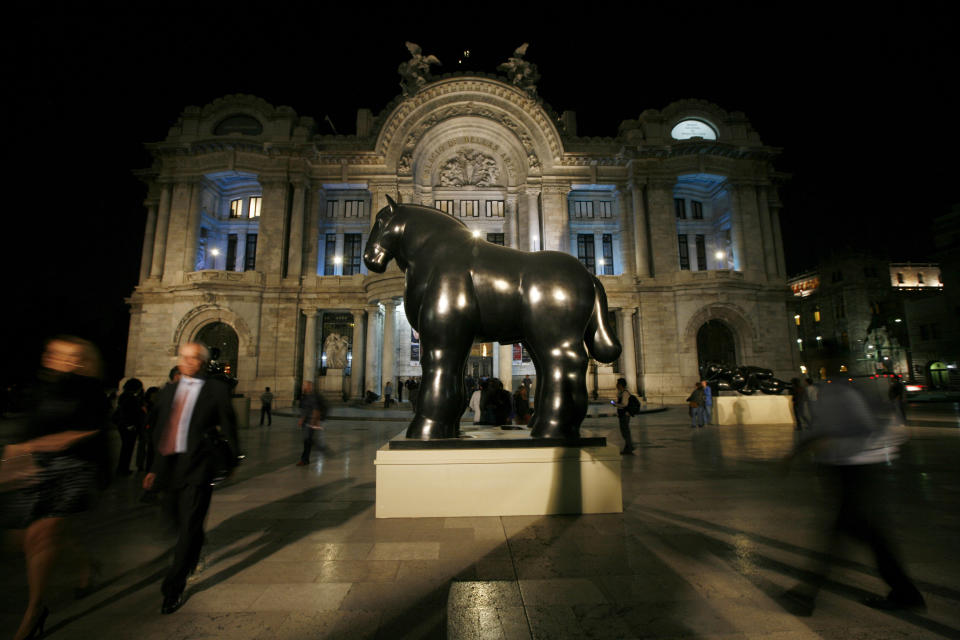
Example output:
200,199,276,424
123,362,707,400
170,376,205,453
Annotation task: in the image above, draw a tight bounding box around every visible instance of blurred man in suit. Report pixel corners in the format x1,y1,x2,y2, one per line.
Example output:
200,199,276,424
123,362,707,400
142,342,238,614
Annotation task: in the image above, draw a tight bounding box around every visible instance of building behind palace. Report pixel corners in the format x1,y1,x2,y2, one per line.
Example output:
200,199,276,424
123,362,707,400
125,66,795,406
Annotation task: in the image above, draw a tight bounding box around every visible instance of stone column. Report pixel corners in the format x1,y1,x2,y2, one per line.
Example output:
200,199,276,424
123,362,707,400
381,300,397,396
771,205,787,278
181,179,203,273
139,202,158,284
286,180,307,281
526,189,541,251
735,182,765,277
257,179,289,285
615,186,635,277
757,185,777,278
498,343,514,388
505,195,519,248
302,310,318,384
503,196,516,248
647,180,678,277
150,182,172,278
629,180,651,278
559,188,570,253
349,309,366,399
364,304,381,396
162,181,193,280
617,308,638,392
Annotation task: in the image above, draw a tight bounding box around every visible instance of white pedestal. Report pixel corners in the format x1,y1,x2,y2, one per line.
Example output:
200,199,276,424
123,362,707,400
375,437,623,518
714,395,793,425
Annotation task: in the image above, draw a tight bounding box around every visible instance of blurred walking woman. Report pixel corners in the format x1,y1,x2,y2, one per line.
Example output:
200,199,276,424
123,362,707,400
1,336,110,640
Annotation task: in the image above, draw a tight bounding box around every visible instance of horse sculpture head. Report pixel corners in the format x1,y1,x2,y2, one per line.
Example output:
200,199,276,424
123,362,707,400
363,195,403,273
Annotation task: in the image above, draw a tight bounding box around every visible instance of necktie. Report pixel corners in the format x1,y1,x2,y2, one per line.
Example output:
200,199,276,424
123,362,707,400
160,387,187,455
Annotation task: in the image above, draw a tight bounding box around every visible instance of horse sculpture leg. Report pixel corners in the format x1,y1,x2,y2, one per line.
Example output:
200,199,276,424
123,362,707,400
528,338,590,439
407,308,475,439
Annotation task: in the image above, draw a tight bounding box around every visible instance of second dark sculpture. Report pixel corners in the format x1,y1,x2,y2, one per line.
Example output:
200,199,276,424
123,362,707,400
364,197,622,440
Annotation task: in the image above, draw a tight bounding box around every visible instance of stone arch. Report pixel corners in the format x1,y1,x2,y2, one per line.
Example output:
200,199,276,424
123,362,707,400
173,304,255,358
680,303,758,362
412,117,529,188
376,77,563,176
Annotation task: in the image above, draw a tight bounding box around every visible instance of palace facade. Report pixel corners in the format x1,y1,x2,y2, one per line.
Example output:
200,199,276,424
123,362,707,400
125,74,794,405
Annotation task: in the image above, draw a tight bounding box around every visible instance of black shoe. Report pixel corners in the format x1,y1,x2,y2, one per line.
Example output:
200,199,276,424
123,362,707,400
862,592,926,611
161,591,184,614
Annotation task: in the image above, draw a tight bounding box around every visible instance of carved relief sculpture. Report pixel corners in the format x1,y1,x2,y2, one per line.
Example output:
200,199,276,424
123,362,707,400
438,150,499,187
364,196,622,440
497,43,540,96
324,333,349,369
398,42,441,97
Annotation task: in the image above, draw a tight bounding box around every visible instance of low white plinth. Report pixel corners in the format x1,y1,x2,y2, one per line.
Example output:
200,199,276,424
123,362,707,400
714,395,793,425
375,436,622,518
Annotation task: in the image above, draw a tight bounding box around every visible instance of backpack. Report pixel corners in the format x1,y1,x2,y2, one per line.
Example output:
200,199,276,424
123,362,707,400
626,394,641,416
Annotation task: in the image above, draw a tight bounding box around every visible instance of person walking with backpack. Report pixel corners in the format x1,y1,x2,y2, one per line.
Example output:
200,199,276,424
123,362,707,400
613,378,636,455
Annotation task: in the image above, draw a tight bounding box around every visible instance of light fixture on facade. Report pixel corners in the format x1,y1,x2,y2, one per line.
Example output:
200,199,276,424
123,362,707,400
816,336,822,342
715,251,725,260
210,248,220,256
597,259,605,266
895,318,902,323
472,230,481,238
333,255,342,265
796,338,802,344
799,365,807,374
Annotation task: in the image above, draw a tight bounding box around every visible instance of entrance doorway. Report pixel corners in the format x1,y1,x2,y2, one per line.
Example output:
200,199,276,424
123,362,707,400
697,319,736,369
195,322,239,378
467,342,494,379
930,361,949,388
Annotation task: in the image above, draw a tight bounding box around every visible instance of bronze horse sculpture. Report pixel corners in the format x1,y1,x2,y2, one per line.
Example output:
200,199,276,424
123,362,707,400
364,196,622,440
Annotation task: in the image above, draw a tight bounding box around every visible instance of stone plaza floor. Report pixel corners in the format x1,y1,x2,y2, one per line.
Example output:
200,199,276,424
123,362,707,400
1,403,959,639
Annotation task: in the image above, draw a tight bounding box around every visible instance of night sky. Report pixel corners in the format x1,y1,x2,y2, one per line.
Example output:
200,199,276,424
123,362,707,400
4,5,956,384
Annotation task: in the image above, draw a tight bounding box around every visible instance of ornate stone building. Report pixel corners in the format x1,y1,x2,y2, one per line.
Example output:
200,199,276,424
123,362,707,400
126,74,794,405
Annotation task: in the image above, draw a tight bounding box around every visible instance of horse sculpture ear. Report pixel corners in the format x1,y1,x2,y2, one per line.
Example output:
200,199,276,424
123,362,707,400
386,194,398,212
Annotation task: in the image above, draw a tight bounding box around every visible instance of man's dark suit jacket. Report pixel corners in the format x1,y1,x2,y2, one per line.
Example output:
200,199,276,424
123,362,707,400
147,377,239,488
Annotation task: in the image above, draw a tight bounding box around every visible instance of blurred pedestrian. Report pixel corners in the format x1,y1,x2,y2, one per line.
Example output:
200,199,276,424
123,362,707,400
513,385,531,425
700,380,713,425
142,342,239,615
114,378,145,476
259,387,273,426
469,381,484,422
613,377,635,454
782,379,924,615
888,376,906,422
790,378,807,431
397,378,404,403
297,381,328,466
686,383,705,428
384,380,394,408
2,336,110,640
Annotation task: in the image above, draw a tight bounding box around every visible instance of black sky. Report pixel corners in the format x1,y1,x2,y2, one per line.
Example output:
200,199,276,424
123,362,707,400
3,4,957,383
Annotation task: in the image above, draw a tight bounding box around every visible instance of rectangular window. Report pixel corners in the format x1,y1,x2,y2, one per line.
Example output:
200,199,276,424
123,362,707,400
601,234,614,275
674,198,686,219
343,233,362,275
344,200,364,218
486,233,504,246
323,234,337,276
326,200,338,217
226,234,238,272
485,200,504,217
460,200,480,217
836,294,846,319
434,200,454,214
598,201,613,218
244,234,257,271
691,200,703,219
573,201,594,218
577,234,596,273
814,308,821,323
230,198,243,218
248,196,261,218
695,234,706,271
678,234,690,270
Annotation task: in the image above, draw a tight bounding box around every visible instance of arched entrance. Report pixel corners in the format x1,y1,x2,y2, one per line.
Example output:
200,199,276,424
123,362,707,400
195,322,239,378
697,319,736,368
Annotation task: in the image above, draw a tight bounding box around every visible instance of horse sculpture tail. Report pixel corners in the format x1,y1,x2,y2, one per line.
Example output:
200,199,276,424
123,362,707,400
584,276,622,363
